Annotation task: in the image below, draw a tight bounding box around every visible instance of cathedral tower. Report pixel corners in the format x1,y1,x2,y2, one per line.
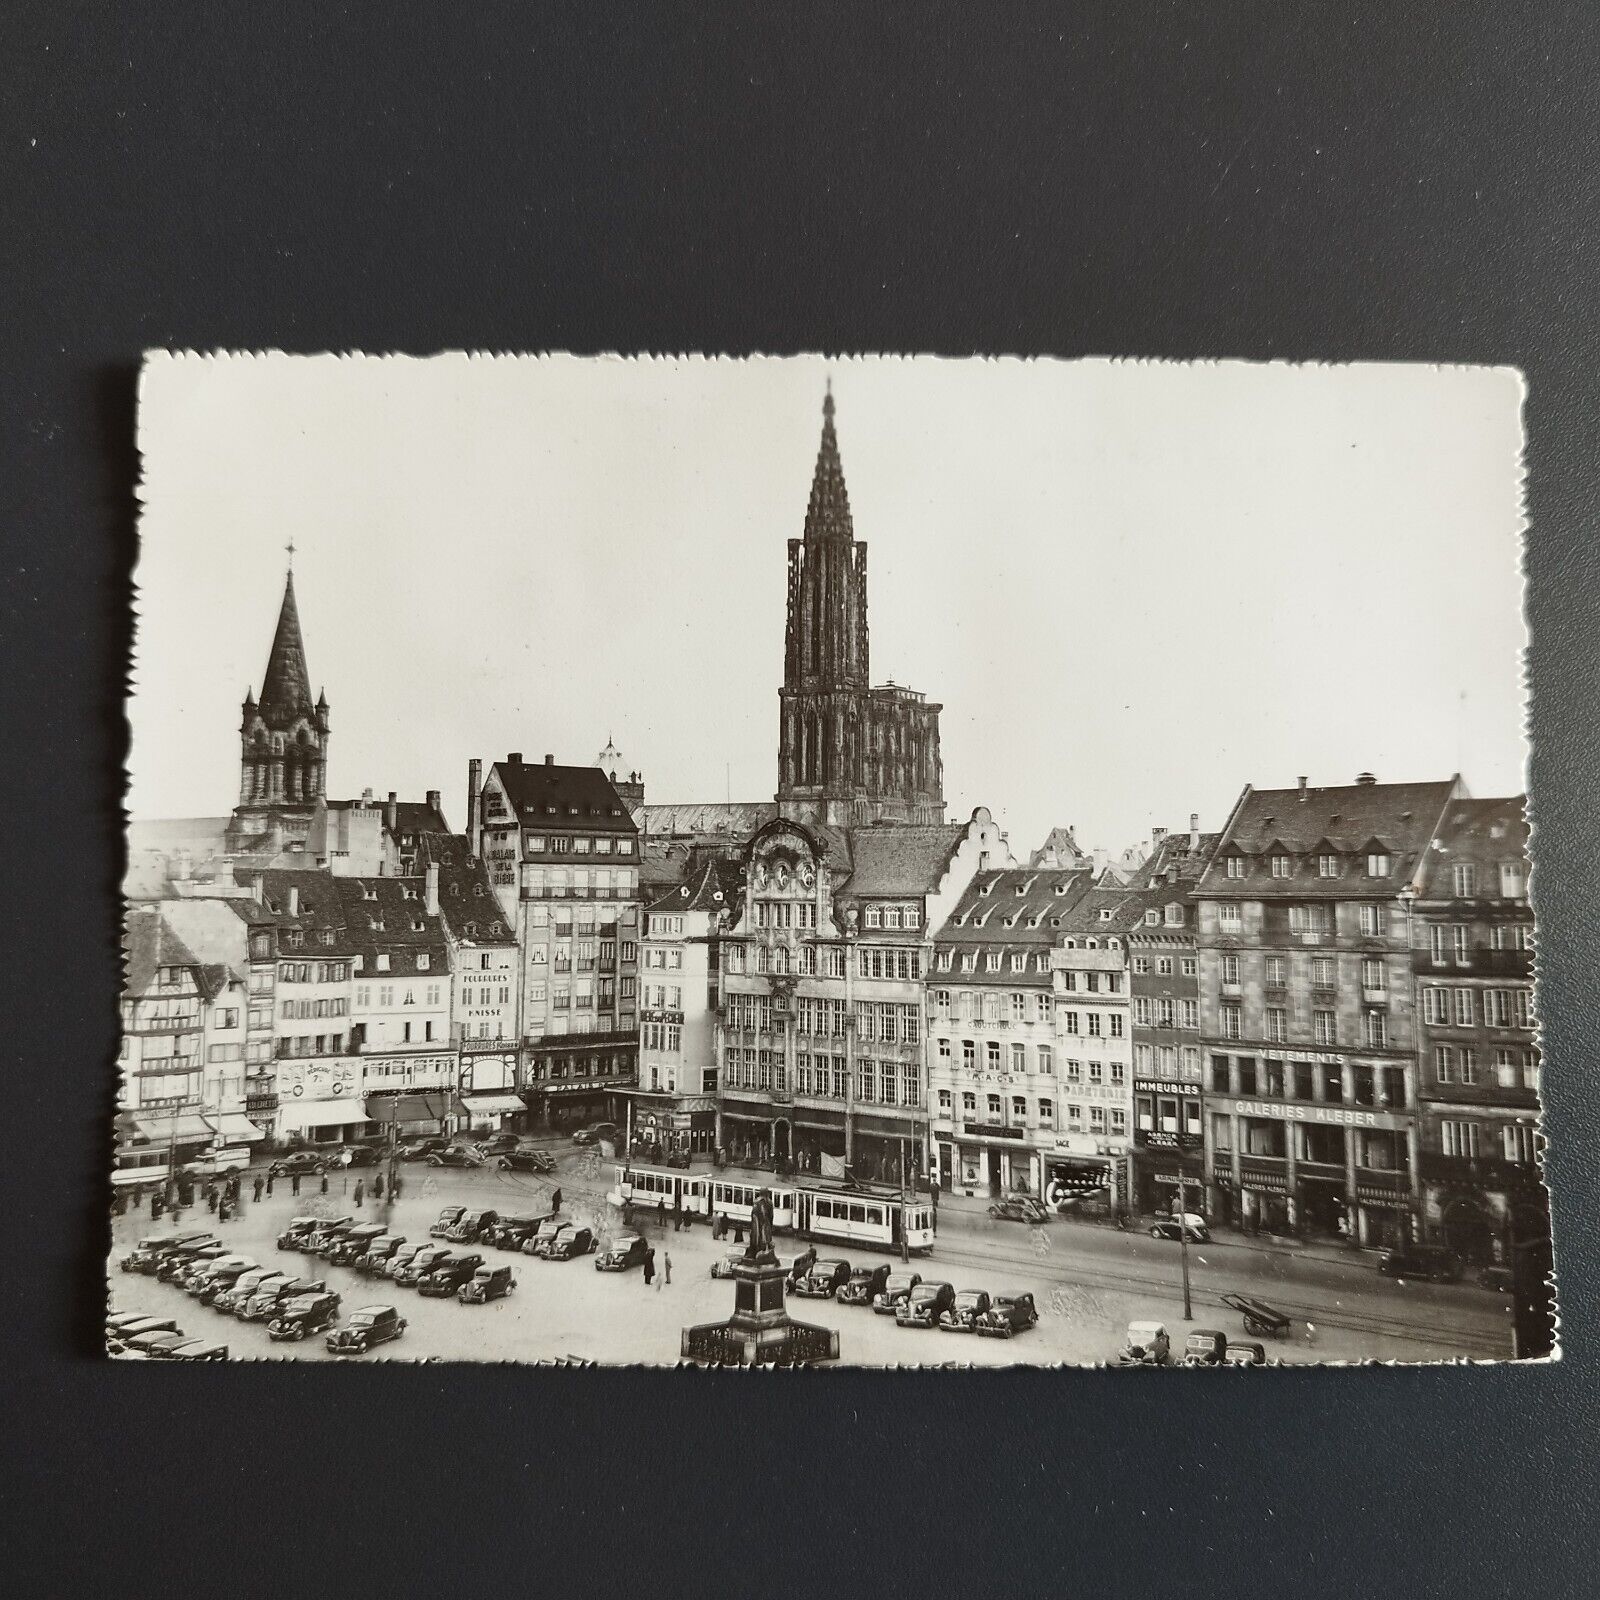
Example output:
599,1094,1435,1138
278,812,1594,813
226,563,330,849
777,384,944,826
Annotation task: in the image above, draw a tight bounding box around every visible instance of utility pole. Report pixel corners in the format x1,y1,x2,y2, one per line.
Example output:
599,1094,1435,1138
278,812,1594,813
900,1133,911,1263
1175,1168,1193,1323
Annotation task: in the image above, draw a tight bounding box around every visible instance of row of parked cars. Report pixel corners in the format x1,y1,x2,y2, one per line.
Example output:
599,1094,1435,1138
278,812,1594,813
114,1230,407,1354
769,1257,1040,1337
1116,1321,1272,1367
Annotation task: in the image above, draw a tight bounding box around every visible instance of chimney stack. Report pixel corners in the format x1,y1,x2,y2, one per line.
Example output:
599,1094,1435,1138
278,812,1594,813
545,753,554,766
1356,771,1377,786
507,752,522,766
467,757,483,855
385,791,398,833
1189,812,1200,849
288,884,300,917
1297,776,1308,802
425,788,441,815
425,861,440,916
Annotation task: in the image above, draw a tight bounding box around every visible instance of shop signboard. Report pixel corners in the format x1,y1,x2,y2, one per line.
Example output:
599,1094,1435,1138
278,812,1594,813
1220,1097,1411,1132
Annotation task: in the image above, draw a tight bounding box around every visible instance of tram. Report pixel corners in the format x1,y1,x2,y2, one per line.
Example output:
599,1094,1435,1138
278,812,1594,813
606,1163,936,1255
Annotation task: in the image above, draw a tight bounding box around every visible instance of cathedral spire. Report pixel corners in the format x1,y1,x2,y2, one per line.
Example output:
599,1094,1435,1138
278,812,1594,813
804,378,854,543
257,567,314,726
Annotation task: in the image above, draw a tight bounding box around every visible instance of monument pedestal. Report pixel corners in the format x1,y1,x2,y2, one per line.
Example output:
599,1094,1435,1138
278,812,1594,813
681,1255,840,1367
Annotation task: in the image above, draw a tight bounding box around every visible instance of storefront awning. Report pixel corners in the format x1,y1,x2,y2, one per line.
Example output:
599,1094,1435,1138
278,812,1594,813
364,1092,465,1125
461,1093,525,1116
210,1113,266,1144
291,1099,370,1128
111,1166,170,1186
130,1112,215,1142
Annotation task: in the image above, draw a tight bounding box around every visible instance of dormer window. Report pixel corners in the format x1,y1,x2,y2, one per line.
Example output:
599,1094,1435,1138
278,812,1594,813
1144,910,1159,927
417,953,430,970
1165,904,1183,926
1098,908,1113,922
403,887,419,901
411,919,425,932
979,881,995,896
960,953,976,972
1226,856,1246,880
938,950,953,971
1010,953,1026,972
1270,855,1292,878
362,885,378,901
985,952,1001,972
1367,853,1391,878
1003,914,1018,928
1317,853,1341,878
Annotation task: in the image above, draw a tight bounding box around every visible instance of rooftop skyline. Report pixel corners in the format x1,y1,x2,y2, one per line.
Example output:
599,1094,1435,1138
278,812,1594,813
130,355,1529,854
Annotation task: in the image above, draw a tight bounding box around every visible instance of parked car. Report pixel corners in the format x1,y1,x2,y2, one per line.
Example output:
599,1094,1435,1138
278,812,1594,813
473,1133,520,1158
185,1255,255,1299
446,1208,500,1244
268,1151,329,1178
1377,1245,1464,1284
1117,1321,1172,1366
896,1281,956,1328
393,1246,454,1287
872,1270,923,1315
267,1291,342,1341
976,1291,1040,1339
328,1224,391,1266
327,1304,407,1354
837,1263,892,1306
1224,1341,1271,1367
791,1258,852,1300
354,1236,408,1275
195,1257,263,1306
595,1233,650,1272
498,1148,556,1174
459,1264,517,1303
429,1207,467,1239
540,1225,598,1261
709,1253,744,1280
483,1215,547,1251
155,1241,224,1283
988,1195,1052,1224
1181,1329,1229,1367
120,1231,214,1274
938,1289,992,1332
121,1329,194,1359
276,1215,327,1251
397,1136,450,1161
1149,1212,1210,1243
570,1122,618,1147
417,1253,486,1297
383,1242,428,1279
215,1266,282,1314
241,1276,326,1322
304,1219,358,1258
161,1337,229,1361
332,1144,379,1168
525,1219,567,1257
106,1316,181,1354
427,1146,483,1169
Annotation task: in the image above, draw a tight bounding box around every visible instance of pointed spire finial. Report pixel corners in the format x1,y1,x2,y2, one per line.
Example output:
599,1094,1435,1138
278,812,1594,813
285,536,296,571
823,373,834,422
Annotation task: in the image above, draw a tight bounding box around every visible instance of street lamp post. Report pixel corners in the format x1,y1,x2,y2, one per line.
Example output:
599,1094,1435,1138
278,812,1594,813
1174,1165,1194,1323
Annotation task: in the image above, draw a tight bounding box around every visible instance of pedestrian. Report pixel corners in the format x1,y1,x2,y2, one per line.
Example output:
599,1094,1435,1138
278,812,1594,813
253,1176,263,1204
291,1173,300,1196
373,1172,384,1201
353,1179,364,1208
150,1191,162,1220
642,1249,655,1287
218,1197,232,1224
266,1172,275,1197
205,1184,218,1213
663,1251,671,1286
673,1196,682,1232
391,1174,403,1201
319,1172,329,1195
552,1186,563,1213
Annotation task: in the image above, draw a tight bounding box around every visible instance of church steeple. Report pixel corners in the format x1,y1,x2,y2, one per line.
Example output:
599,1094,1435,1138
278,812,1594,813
804,376,855,544
258,569,315,726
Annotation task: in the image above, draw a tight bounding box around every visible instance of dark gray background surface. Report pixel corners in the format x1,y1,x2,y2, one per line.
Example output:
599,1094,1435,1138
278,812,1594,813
1,4,1594,1595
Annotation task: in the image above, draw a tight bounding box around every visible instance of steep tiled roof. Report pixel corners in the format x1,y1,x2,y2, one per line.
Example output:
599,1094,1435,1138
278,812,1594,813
1028,826,1088,868
1055,887,1148,937
647,858,744,917
123,906,227,1001
838,823,966,897
1415,796,1530,900
238,868,449,976
1195,778,1460,899
640,802,778,840
418,833,515,944
493,759,636,835
1139,831,1221,888
257,572,315,726
937,869,1096,943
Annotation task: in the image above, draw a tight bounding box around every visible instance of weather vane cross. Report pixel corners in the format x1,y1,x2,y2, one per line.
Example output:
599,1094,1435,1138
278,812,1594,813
285,536,296,569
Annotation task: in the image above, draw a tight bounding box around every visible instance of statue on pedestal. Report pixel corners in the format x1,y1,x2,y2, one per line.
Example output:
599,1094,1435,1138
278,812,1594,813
744,1187,777,1264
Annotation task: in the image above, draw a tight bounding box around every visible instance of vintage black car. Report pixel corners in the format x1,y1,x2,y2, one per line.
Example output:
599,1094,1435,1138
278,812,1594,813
459,1264,517,1303
268,1291,342,1341
417,1253,486,1297
160,1338,229,1361
498,1148,556,1174
837,1263,892,1306
353,1236,408,1275
304,1219,359,1258
1149,1212,1210,1243
327,1304,407,1354
427,1146,483,1169
397,1136,450,1161
896,1281,956,1328
120,1231,215,1274
524,1219,566,1256
1225,1341,1270,1367
275,1216,322,1251
106,1315,181,1354
938,1289,992,1332
393,1246,455,1287
194,1257,264,1306
1181,1329,1229,1367
570,1122,618,1147
156,1241,225,1283
872,1270,923,1315
184,1253,254,1297
1377,1245,1463,1284
446,1208,500,1243
332,1143,380,1168
328,1224,390,1266
1117,1321,1173,1366
428,1206,467,1239
791,1258,852,1300
540,1225,598,1261
268,1151,330,1178
241,1276,327,1322
483,1215,547,1250
988,1195,1052,1224
976,1292,1039,1338
473,1133,520,1158
595,1233,649,1272
120,1329,193,1359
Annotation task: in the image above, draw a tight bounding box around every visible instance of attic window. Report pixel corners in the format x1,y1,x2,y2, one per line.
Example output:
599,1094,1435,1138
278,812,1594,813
411,919,425,932
417,953,430,970
370,919,385,933
403,887,419,901
464,922,477,936
449,883,461,896
1144,910,1159,926
362,885,378,900
473,885,485,897
979,881,995,896
1002,914,1018,928
442,852,454,865
1054,883,1070,896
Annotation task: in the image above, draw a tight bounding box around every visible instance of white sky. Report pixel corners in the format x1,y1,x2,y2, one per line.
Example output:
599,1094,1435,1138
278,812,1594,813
131,354,1528,856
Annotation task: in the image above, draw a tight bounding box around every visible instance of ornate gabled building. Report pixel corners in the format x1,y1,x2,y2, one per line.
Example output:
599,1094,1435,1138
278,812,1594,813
777,386,945,828
227,567,331,852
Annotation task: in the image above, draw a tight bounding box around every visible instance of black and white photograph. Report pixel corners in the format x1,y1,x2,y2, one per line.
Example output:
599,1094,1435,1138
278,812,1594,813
110,352,1553,1366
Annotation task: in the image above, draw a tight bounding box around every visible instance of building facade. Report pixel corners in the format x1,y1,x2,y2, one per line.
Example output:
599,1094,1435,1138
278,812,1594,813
1194,775,1461,1247
1411,796,1544,1265
776,386,945,828
470,753,641,1127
